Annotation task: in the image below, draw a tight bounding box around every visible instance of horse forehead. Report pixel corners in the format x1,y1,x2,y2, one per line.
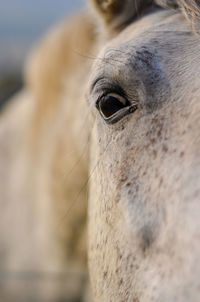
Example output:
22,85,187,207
98,10,190,63
93,11,198,100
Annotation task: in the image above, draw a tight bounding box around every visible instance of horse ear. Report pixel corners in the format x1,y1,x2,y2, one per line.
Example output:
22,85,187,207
90,0,151,31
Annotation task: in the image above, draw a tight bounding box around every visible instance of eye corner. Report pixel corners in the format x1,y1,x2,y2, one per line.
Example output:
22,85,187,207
129,103,138,113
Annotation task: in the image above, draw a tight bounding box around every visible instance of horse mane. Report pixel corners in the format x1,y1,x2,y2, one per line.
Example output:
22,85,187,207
155,0,200,26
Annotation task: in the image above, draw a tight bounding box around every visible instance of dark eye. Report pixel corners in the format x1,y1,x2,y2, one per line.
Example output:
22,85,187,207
96,93,137,124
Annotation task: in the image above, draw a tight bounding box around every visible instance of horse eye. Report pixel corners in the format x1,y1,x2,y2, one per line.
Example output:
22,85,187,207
96,93,137,124
98,93,127,117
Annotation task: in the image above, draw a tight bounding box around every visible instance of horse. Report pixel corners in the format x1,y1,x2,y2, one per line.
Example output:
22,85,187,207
0,0,200,301
88,0,200,301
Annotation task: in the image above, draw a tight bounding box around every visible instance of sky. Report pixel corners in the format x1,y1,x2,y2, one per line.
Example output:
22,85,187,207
0,0,85,71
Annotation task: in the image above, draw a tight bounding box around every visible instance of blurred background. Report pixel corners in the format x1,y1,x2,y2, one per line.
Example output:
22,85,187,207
0,2,92,302
0,0,84,109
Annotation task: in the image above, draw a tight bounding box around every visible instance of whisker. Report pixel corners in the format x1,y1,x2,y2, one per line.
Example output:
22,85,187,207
72,47,126,66
57,133,113,226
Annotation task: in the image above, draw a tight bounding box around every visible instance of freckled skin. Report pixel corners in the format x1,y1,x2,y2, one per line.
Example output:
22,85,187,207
88,2,200,302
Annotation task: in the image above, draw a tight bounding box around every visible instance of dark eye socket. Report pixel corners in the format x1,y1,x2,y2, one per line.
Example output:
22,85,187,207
96,92,138,124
